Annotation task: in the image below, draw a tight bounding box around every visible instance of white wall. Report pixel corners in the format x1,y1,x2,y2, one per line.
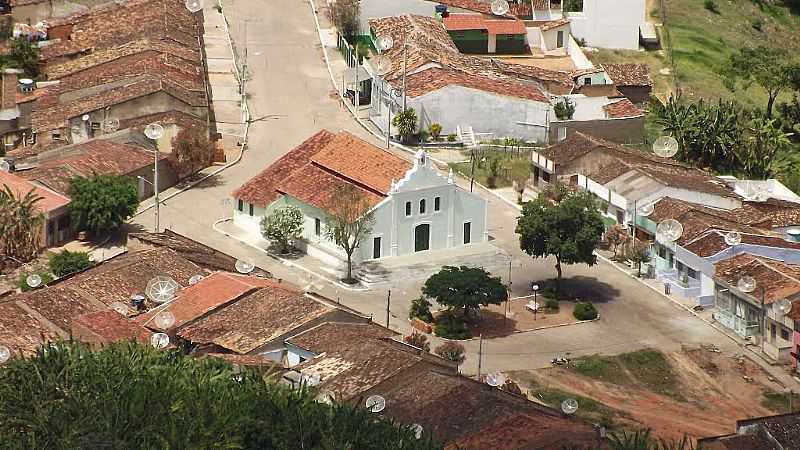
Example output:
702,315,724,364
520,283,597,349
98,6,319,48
541,24,570,51
567,0,645,50
574,71,611,88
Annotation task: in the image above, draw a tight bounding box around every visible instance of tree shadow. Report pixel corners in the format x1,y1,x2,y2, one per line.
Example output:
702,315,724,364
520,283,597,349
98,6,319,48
557,276,621,304
466,309,519,338
267,245,305,261
176,173,225,190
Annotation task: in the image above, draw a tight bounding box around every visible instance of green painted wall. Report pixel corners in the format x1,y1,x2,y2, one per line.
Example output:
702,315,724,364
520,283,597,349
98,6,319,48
495,34,526,54
448,29,488,54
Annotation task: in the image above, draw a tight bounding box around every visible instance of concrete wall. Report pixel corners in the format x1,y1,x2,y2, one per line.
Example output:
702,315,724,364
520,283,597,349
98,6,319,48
566,0,645,50
12,0,109,24
548,116,644,144
132,158,177,200
540,24,569,51
575,71,611,88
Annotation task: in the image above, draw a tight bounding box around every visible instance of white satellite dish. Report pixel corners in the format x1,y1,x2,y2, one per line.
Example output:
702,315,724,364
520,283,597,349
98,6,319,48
0,160,10,172
154,310,176,330
724,231,742,247
145,275,180,304
637,203,655,217
656,219,683,243
315,390,335,404
144,123,165,140
188,274,205,285
81,114,90,122
365,395,386,413
561,398,579,415
485,372,506,387
103,117,120,133
110,301,129,316
26,274,42,288
653,136,679,158
490,0,510,16
151,332,170,349
377,34,394,51
235,260,255,274
184,0,202,12
411,423,424,440
0,345,11,364
737,276,757,293
775,298,793,315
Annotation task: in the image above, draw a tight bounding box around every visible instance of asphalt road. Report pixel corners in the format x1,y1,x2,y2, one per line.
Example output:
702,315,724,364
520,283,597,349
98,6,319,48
130,0,743,376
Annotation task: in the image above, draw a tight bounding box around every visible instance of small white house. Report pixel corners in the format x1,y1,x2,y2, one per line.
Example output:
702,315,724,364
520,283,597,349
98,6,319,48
231,130,487,266
566,0,646,50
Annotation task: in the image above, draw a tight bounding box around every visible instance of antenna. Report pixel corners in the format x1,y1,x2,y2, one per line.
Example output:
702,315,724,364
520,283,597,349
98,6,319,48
653,136,679,158
724,231,742,246
145,276,180,304
377,35,394,52
737,276,757,293
103,118,120,133
184,0,202,12
485,372,506,387
637,203,654,217
154,310,176,330
151,332,170,349
188,274,204,285
411,423,424,440
0,160,9,172
144,123,165,140
0,345,10,364
561,398,579,415
26,274,42,288
656,219,683,243
81,114,90,122
775,298,793,315
490,0,510,15
110,301,129,316
235,260,255,274
365,395,386,413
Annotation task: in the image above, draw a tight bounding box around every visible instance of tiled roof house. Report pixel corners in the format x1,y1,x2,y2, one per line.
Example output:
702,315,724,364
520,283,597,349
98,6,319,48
0,169,72,247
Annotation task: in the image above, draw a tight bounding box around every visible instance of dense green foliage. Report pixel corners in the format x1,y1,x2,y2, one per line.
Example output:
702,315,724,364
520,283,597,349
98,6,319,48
17,270,54,292
0,185,44,266
409,296,434,323
422,265,508,316
3,38,39,78
48,250,93,277
392,108,418,143
69,175,140,235
261,205,304,253
573,302,599,321
722,46,800,117
0,341,441,450
433,311,472,340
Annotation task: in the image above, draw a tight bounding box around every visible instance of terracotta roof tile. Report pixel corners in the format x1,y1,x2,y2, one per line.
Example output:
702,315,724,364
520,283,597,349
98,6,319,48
72,310,151,344
278,162,385,210
683,231,800,258
14,166,78,197
443,14,527,35
537,18,570,31
714,254,800,304
0,301,60,357
602,63,653,87
0,170,70,212
603,98,644,118
491,59,574,89
287,322,397,354
437,0,517,17
404,67,549,102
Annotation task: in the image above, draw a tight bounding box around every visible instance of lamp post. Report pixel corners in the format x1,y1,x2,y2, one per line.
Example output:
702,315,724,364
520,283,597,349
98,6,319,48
532,284,540,321
144,123,165,233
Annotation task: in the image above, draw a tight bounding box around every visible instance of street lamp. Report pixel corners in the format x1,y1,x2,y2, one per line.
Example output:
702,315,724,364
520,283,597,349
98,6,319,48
532,284,540,321
144,123,165,232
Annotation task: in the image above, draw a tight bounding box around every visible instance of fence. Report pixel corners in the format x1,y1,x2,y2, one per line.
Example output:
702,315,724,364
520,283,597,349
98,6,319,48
336,33,358,68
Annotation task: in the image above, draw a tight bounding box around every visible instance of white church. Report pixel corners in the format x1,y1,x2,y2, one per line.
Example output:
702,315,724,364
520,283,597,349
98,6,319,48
231,130,487,265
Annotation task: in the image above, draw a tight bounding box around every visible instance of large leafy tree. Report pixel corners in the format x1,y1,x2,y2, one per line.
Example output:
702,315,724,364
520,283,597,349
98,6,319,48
261,205,304,254
723,46,800,118
422,265,508,317
68,174,140,236
0,341,440,449
324,184,375,284
0,185,44,265
171,126,216,179
516,184,605,293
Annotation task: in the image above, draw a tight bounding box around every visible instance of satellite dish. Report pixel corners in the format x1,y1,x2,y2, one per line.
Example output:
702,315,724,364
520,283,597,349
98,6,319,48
653,136,679,158
411,423,424,440
377,34,394,51
315,390,335,404
0,160,9,172
561,398,579,415
154,310,176,330
26,274,42,288
365,395,386,413
188,274,204,285
656,219,683,243
145,276,180,304
490,0,510,16
737,276,757,293
110,301,129,316
235,260,255,274
81,114,90,122
372,55,391,76
775,298,793,315
151,332,170,349
724,231,742,247
103,118,120,133
0,345,11,363
144,123,165,140
485,372,506,387
637,203,655,217
184,0,202,12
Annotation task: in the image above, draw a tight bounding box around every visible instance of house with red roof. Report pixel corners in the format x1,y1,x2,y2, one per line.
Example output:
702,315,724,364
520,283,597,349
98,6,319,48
231,130,487,265
0,169,72,247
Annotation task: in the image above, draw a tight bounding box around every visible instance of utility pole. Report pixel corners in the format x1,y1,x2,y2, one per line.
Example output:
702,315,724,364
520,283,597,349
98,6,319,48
401,32,408,112
386,289,391,328
469,148,476,192
477,334,483,379
240,19,249,125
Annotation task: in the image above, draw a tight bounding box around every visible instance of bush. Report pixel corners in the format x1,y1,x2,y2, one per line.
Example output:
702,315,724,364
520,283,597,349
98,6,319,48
751,18,764,31
434,341,466,364
553,98,576,120
573,302,599,321
447,133,457,142
403,332,430,351
17,270,54,292
703,0,719,13
48,250,92,277
544,297,559,311
433,312,471,340
429,123,442,140
409,297,434,323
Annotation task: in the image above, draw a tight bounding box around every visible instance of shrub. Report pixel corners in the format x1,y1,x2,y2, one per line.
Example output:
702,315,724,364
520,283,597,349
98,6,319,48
429,123,442,140
447,133,457,142
417,129,429,143
573,302,599,321
409,296,434,323
17,270,54,292
703,0,719,13
48,250,92,277
404,332,430,351
260,206,304,254
751,18,764,31
553,98,576,120
544,297,559,311
434,341,466,364
433,312,471,340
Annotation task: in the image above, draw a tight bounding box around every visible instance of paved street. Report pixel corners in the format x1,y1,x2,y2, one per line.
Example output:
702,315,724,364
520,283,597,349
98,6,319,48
130,0,751,379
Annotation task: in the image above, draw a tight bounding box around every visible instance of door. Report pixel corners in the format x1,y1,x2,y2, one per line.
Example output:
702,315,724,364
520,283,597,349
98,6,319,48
463,222,471,244
414,224,430,252
556,30,564,48
373,236,382,259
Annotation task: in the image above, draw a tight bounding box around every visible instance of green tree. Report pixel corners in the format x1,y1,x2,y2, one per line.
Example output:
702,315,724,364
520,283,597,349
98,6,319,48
392,108,418,143
0,185,44,266
68,174,140,236
554,98,576,120
737,115,792,179
723,46,800,118
0,341,441,449
261,205,304,254
7,37,39,77
428,123,442,140
48,250,92,277
171,126,215,179
324,184,375,284
516,184,605,293
422,265,508,318
627,242,652,278
409,296,434,322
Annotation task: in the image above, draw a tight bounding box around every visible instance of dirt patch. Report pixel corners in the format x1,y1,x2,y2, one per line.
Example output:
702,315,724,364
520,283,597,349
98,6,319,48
466,298,580,338
508,346,783,441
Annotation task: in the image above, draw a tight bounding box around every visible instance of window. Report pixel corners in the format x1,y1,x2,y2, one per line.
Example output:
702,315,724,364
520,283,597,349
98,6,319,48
463,222,471,244
405,201,412,217
584,77,592,85
615,210,624,224
419,199,426,214
237,199,243,212
657,245,667,259
781,327,791,341
771,323,777,341
687,267,697,279
248,203,254,216
434,196,441,212
315,218,321,236
91,122,101,130
557,127,567,141
373,236,382,259
57,215,70,231
52,131,62,141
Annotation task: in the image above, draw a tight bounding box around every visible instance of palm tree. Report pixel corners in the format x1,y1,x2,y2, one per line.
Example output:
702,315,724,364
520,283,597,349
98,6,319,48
0,186,44,266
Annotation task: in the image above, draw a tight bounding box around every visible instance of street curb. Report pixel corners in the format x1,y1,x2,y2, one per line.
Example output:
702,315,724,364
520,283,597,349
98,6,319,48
211,218,370,292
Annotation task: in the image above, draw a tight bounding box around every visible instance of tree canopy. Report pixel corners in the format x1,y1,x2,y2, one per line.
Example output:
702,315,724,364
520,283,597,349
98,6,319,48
723,46,800,118
422,265,507,315
68,174,140,235
171,126,215,179
516,185,605,292
48,249,93,277
0,341,441,450
0,185,44,266
324,184,374,283
261,205,304,254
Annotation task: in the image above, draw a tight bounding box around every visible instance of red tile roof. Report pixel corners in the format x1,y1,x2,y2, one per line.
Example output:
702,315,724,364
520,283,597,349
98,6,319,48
603,98,644,118
602,63,653,87
437,0,517,18
683,231,800,258
287,322,398,354
72,310,151,344
714,254,800,304
0,170,70,212
0,301,61,357
443,14,527,35
404,67,549,102
278,162,385,211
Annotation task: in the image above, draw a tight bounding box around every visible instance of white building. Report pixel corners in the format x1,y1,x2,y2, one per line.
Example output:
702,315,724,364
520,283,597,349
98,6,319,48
566,0,646,50
231,130,487,266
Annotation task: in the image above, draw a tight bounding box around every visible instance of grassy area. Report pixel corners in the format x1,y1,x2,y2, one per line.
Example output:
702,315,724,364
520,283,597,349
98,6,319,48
570,354,625,385
762,389,800,414
588,48,674,97
448,151,530,189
